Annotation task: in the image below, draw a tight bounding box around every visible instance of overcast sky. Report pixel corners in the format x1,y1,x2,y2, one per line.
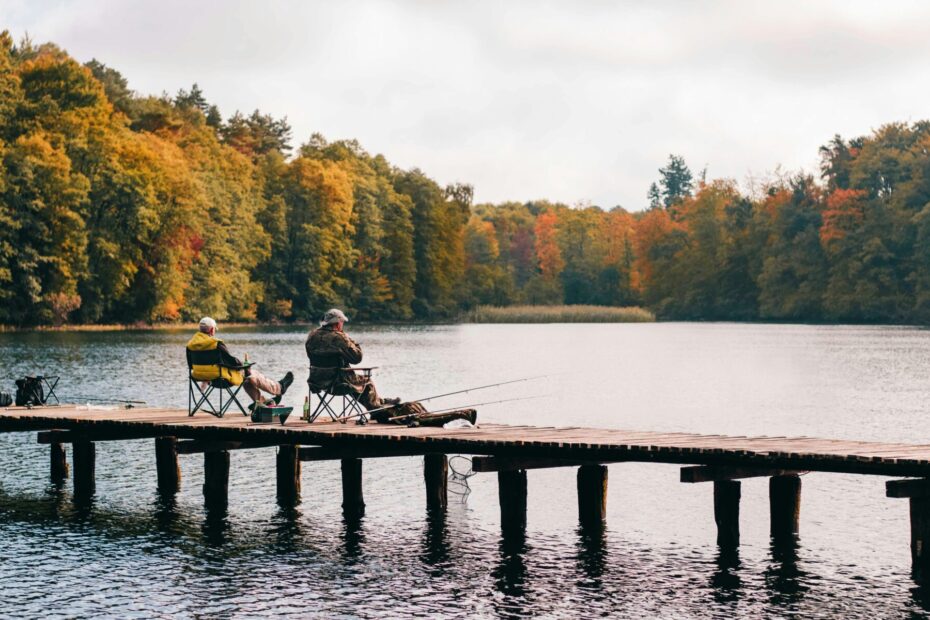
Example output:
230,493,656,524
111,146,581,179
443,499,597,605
4,0,930,209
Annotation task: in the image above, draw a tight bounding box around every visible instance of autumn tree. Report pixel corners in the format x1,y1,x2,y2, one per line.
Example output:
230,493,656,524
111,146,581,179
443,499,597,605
656,154,694,209
221,110,292,158
756,177,828,320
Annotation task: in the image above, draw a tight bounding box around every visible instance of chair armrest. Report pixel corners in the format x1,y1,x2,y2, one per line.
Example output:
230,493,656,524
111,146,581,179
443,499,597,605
220,361,254,371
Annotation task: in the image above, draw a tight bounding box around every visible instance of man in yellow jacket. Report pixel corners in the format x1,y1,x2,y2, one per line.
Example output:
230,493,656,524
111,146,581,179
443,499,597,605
187,317,293,405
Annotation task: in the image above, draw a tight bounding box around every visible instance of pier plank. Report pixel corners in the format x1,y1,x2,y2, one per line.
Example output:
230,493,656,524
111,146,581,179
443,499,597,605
2,406,930,476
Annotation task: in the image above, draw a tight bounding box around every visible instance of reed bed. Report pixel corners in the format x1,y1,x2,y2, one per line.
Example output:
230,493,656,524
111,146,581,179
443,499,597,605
468,305,655,323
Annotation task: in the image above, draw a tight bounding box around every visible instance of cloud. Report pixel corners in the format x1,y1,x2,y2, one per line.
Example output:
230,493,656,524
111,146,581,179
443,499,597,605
4,0,930,209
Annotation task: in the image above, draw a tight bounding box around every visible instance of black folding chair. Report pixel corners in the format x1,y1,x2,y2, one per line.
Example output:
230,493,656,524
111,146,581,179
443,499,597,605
38,376,59,405
306,367,376,424
187,353,251,418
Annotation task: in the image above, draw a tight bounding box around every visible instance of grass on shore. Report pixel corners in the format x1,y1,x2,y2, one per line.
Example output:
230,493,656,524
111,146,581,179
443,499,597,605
1,305,656,330
468,304,655,323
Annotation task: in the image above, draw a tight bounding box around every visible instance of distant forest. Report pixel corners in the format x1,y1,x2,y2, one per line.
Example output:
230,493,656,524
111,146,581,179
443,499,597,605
3,32,930,326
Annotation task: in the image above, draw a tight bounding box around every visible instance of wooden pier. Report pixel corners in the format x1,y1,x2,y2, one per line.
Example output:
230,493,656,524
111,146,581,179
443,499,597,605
4,405,930,576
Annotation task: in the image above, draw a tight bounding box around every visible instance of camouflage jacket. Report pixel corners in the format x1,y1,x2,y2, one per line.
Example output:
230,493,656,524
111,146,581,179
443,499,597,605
305,325,365,392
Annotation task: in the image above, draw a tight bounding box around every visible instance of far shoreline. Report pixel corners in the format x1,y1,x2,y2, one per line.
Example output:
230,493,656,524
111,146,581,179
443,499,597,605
4,314,930,333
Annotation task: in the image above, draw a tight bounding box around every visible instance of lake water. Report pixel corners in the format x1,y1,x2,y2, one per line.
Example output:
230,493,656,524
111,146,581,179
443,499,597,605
2,323,930,618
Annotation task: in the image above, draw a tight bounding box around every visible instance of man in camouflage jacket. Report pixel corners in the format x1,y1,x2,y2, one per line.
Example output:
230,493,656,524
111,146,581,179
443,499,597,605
306,308,477,427
305,308,397,410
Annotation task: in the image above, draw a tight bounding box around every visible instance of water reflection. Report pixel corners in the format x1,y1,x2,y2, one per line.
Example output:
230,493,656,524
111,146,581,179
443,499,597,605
764,538,810,609
202,506,230,546
270,505,304,554
153,494,182,536
709,548,742,604
341,514,366,565
70,493,95,521
421,509,450,569
909,581,930,615
493,530,530,618
575,525,607,587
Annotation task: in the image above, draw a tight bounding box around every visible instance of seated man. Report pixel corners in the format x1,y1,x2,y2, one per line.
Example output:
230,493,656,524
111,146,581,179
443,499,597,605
306,308,476,427
187,317,293,406
305,308,399,411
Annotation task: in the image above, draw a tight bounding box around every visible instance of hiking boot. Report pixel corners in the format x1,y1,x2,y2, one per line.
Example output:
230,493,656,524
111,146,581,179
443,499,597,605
279,371,294,396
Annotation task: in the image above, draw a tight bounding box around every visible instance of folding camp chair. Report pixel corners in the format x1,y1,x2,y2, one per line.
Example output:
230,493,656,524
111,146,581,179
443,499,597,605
187,355,252,418
306,367,377,424
38,376,59,405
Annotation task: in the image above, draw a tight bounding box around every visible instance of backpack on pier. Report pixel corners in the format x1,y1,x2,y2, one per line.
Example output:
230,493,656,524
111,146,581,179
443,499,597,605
14,376,45,407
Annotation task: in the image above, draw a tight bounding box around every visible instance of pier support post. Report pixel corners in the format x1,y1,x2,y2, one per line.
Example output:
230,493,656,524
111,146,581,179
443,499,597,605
911,498,930,577
714,480,741,547
498,469,528,533
424,454,448,512
72,441,95,498
769,474,801,541
203,450,230,507
341,458,365,517
276,445,301,504
577,464,608,527
886,479,930,578
50,442,69,483
155,437,181,495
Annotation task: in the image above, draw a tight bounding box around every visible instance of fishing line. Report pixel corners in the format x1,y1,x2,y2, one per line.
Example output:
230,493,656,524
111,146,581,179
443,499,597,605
342,374,552,422
385,394,551,422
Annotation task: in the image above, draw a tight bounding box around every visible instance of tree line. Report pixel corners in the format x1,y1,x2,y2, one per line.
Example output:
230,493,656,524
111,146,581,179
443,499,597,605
2,33,929,326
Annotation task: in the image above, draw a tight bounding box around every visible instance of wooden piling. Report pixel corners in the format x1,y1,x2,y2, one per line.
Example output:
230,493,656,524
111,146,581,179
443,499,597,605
769,474,801,540
911,498,930,578
424,453,448,512
341,458,365,517
50,442,69,483
72,441,95,497
714,479,741,547
203,450,230,506
154,437,181,495
577,464,608,527
498,469,528,533
276,445,301,504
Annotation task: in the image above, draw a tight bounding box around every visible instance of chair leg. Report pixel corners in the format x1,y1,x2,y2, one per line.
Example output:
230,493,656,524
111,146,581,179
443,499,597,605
200,385,220,417
320,393,341,422
190,380,215,416
348,397,367,424
341,395,364,424
219,385,248,417
307,395,326,423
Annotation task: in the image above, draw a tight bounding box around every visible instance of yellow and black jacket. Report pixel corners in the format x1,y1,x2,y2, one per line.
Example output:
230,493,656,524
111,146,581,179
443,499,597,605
186,331,244,385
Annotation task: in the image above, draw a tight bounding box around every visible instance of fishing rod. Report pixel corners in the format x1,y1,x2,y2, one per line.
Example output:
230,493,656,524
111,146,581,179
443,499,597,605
356,374,552,420
383,394,551,422
66,396,147,405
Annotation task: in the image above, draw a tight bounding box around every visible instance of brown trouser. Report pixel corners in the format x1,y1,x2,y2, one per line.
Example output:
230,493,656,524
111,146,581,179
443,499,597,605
354,382,382,410
243,370,281,402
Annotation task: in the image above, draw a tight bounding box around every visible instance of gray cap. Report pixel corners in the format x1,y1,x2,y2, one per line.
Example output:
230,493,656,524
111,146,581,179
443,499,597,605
199,317,217,332
321,308,348,326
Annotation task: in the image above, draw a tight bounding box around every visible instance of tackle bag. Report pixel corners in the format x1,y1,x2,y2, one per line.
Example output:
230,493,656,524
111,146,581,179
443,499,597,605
14,376,45,407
